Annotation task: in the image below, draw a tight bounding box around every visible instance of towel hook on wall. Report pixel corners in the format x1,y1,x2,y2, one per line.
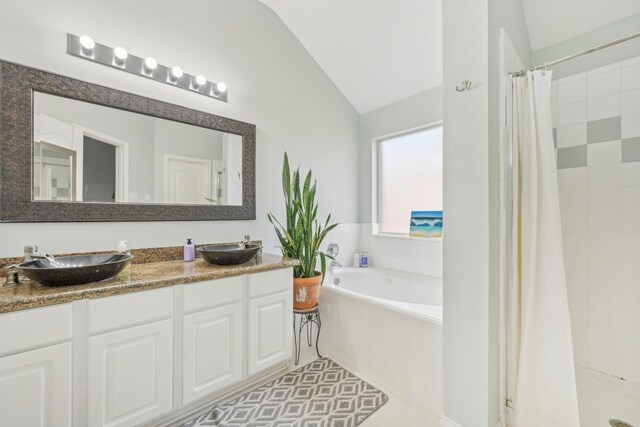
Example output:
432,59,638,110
455,80,473,92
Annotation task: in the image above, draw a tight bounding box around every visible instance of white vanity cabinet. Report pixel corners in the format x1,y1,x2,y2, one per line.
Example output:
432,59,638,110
247,269,293,376
182,276,243,404
0,266,293,427
87,287,174,427
0,304,73,427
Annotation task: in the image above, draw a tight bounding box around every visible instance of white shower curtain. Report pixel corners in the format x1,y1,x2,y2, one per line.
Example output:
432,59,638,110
510,70,580,427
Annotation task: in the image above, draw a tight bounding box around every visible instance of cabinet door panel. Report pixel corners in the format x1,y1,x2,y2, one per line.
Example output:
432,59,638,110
183,303,242,404
0,342,72,427
88,319,172,427
248,291,292,376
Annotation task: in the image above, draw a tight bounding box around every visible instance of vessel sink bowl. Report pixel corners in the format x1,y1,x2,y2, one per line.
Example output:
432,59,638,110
197,244,260,266
16,254,134,286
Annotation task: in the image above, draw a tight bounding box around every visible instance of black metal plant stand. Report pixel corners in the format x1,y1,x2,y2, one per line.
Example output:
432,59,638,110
292,306,322,365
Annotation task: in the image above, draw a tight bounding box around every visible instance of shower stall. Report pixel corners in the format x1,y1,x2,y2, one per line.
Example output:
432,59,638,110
502,29,640,427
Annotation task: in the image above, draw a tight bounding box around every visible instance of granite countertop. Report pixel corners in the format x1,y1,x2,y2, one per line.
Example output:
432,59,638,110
0,253,298,314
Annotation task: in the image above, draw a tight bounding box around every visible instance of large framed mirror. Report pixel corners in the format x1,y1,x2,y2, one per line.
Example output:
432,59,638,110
0,61,256,222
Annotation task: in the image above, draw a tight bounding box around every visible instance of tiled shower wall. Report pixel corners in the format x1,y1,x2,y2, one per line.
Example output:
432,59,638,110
553,55,640,384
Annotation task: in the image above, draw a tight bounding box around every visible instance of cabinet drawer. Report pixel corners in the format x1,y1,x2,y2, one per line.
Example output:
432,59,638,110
247,268,292,298
88,287,173,334
183,276,242,314
0,304,72,356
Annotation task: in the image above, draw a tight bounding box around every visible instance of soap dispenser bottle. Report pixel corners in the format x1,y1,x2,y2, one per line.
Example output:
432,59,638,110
117,240,130,255
184,238,195,262
116,240,131,277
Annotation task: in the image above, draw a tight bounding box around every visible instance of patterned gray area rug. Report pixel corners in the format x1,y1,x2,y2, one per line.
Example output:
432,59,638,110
180,358,388,427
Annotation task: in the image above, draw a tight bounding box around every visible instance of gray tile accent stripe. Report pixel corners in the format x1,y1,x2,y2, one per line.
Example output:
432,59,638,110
553,128,557,148
623,137,640,163
587,116,621,144
557,145,587,169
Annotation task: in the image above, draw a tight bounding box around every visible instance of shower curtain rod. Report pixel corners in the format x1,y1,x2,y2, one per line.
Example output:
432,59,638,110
511,30,640,77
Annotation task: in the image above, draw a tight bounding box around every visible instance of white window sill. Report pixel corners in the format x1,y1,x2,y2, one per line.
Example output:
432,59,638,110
369,232,442,242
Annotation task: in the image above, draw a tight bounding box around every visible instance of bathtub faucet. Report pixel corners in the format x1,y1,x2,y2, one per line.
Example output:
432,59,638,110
327,242,344,270
326,242,342,269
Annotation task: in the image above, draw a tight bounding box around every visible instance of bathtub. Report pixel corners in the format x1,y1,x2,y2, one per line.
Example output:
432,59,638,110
320,267,443,417
324,267,443,323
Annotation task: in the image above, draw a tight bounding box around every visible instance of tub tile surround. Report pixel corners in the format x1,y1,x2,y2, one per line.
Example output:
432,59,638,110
551,54,640,386
357,224,443,278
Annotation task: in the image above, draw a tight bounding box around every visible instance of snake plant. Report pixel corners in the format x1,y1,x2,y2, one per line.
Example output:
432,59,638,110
268,153,338,282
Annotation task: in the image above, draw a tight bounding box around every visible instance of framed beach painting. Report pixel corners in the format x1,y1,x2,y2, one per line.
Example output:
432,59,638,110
409,210,443,238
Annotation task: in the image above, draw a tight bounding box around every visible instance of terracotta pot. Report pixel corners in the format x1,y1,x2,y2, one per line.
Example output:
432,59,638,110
293,272,322,310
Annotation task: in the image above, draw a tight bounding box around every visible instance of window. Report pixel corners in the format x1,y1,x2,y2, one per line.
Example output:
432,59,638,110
374,123,443,235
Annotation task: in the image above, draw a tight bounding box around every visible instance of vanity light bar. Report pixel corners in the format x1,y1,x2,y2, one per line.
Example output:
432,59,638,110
67,34,228,102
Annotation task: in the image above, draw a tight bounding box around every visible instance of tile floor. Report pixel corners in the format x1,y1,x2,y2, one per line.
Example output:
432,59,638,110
173,340,443,427
295,344,444,427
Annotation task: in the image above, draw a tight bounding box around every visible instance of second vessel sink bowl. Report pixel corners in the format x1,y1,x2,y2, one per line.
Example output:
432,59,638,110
198,244,261,266
17,254,134,286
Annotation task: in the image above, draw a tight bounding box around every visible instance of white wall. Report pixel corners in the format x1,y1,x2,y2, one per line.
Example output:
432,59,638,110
532,13,640,80
354,87,444,277
442,0,491,424
443,0,532,425
358,86,443,223
0,0,360,257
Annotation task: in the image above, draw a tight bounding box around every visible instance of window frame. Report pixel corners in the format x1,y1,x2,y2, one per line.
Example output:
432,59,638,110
371,120,443,239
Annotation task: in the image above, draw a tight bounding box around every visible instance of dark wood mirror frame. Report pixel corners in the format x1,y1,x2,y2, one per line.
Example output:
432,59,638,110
0,61,256,222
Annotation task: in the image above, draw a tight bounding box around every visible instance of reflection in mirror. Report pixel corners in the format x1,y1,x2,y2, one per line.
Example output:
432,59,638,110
33,92,243,205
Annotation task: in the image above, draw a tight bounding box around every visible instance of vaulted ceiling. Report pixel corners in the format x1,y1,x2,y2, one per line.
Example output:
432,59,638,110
258,0,640,113
521,0,640,51
258,0,442,114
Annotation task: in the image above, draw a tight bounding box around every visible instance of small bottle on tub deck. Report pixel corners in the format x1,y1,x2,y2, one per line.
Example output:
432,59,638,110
353,253,360,268
184,238,195,262
359,252,369,268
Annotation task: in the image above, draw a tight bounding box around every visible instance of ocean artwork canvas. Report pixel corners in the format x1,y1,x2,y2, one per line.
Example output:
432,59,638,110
409,211,443,238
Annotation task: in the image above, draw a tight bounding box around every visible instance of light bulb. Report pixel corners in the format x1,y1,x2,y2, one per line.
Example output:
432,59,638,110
114,46,128,60
195,75,207,86
144,57,157,70
79,35,95,50
217,82,227,93
171,66,183,78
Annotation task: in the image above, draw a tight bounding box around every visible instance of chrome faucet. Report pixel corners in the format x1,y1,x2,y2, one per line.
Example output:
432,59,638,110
326,242,342,268
23,246,55,262
240,235,251,249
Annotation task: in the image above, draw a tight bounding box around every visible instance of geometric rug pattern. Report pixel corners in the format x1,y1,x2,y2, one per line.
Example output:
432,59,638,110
180,358,388,427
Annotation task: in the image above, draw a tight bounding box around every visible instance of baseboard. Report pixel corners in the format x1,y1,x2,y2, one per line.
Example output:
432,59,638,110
142,363,289,427
441,416,463,427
